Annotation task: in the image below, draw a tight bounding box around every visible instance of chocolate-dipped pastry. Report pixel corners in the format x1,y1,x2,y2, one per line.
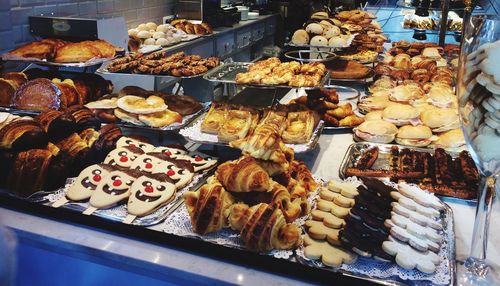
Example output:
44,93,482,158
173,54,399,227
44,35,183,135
0,119,48,151
8,149,53,197
11,78,62,111
36,110,77,141
65,105,101,131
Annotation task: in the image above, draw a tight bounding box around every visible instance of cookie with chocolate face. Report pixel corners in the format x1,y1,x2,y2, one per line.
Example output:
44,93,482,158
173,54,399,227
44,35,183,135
153,144,188,157
104,146,144,168
127,173,176,217
152,157,195,189
66,164,115,201
130,152,168,172
89,169,141,209
173,151,217,172
116,136,155,153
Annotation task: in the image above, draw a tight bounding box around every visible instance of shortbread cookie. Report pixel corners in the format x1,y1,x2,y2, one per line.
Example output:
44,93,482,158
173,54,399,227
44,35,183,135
311,209,345,229
382,236,440,273
392,202,442,230
388,224,440,253
303,234,357,267
317,199,350,218
116,136,155,152
319,187,355,208
326,180,359,198
391,192,440,218
397,183,444,210
305,220,341,245
104,146,144,168
386,212,441,243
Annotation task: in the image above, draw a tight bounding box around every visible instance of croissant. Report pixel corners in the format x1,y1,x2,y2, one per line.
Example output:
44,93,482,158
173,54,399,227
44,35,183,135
216,156,270,193
326,103,354,119
339,115,365,127
290,160,319,193
229,203,301,251
282,111,317,144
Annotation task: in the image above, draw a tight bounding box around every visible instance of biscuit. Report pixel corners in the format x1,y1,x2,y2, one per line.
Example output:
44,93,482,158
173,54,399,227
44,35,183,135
388,224,440,253
311,209,345,229
392,202,442,230
305,220,341,245
391,191,440,218
116,137,155,153
319,187,355,208
326,180,359,198
397,183,444,210
303,234,357,268
382,236,440,273
386,212,441,243
317,199,350,218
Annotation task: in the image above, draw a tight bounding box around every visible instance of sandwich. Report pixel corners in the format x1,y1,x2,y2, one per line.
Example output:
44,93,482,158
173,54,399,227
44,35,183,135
382,104,421,126
364,110,383,121
389,85,424,103
358,94,396,113
432,128,466,152
427,86,456,108
395,125,434,147
353,120,398,143
420,108,459,132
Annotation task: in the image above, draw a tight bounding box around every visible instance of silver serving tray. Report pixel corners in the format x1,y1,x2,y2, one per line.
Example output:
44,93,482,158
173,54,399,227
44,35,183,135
115,102,210,132
0,53,119,68
43,167,216,227
202,62,331,90
286,34,356,49
295,195,456,286
178,113,324,153
328,69,375,84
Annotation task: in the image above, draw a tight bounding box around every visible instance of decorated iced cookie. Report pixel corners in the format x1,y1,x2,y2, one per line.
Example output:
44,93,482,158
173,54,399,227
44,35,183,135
392,202,442,230
319,187,355,208
317,199,350,218
116,136,155,152
387,212,441,243
85,170,142,214
104,146,144,168
123,173,176,224
326,180,359,198
396,183,444,210
172,152,217,172
303,234,357,268
391,191,440,218
311,209,345,229
153,144,188,157
305,220,341,245
130,153,167,172
152,157,195,189
53,164,115,208
382,236,440,273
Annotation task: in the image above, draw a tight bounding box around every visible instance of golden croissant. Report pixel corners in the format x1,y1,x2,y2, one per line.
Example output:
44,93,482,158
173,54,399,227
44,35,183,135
216,156,270,193
183,178,235,235
228,203,301,251
290,160,319,193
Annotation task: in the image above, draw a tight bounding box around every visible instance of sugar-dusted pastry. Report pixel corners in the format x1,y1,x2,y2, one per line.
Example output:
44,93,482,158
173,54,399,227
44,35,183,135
103,146,144,168
183,177,235,234
123,173,176,224
172,151,217,172
216,156,270,193
152,157,195,189
218,110,252,142
116,136,155,153
84,169,142,214
130,152,168,172
201,103,227,134
52,164,115,207
282,110,317,144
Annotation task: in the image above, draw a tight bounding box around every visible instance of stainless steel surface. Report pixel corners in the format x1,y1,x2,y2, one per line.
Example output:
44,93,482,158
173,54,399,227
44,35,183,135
283,50,337,63
328,69,376,84
0,55,117,68
203,62,330,90
96,61,215,79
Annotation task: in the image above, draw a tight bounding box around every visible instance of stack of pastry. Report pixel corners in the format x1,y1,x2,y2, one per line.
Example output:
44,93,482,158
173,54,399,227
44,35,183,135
53,136,217,224
106,51,220,76
0,107,121,197
200,102,320,144
128,22,187,48
183,153,318,252
85,86,202,128
235,57,327,87
170,19,213,35
303,178,446,274
4,38,117,63
289,88,364,128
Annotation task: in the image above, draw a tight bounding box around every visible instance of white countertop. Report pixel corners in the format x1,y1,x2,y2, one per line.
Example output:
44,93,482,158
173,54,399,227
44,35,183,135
2,88,500,285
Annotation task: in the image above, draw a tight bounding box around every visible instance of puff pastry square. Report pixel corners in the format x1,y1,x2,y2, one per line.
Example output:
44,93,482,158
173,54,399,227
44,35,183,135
282,111,317,144
218,110,252,142
201,103,227,134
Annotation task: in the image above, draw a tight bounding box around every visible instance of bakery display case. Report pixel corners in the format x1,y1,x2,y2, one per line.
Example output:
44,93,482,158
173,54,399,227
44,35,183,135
1,1,500,285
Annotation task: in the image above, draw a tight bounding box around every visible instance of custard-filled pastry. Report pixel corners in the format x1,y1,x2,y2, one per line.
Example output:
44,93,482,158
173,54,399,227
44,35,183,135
183,177,235,235
216,156,270,193
218,110,252,142
282,111,317,144
201,103,227,134
228,203,301,251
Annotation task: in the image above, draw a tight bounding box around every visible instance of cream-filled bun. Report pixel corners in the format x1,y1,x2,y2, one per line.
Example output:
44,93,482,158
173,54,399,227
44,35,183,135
395,125,434,147
364,111,383,121
305,23,324,35
382,104,421,126
421,108,459,132
291,29,309,45
432,128,466,152
353,120,398,143
310,35,328,46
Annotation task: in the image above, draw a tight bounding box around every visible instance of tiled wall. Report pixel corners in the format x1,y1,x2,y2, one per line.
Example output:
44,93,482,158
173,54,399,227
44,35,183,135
1,0,175,53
